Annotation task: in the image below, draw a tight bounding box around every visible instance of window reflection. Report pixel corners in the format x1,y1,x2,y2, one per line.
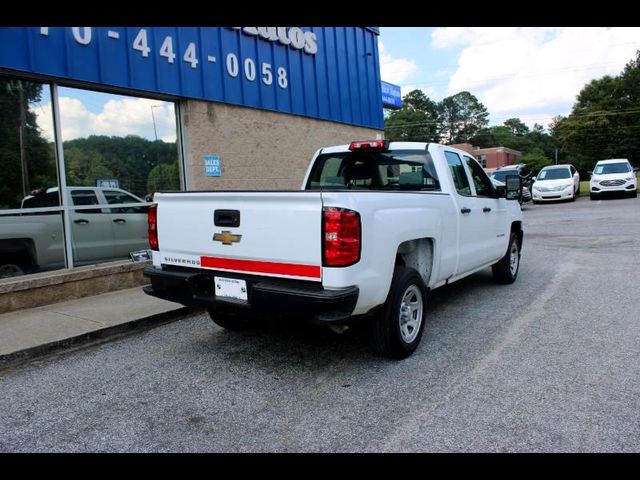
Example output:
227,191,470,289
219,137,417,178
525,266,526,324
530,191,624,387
58,87,179,265
0,76,62,278
0,77,58,209
0,78,182,279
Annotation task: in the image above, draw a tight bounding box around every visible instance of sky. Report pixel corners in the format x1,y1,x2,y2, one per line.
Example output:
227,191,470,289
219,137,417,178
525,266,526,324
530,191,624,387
378,27,640,130
30,27,640,140
32,88,177,144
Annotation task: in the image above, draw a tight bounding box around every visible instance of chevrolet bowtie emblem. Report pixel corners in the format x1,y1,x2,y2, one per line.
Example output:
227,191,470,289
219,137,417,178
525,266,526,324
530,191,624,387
213,230,242,245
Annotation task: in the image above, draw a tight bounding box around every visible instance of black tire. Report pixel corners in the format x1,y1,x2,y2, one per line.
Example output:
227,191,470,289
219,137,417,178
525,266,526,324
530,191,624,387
368,267,427,359
590,193,598,200
0,263,24,278
630,190,638,198
492,232,521,284
207,308,258,331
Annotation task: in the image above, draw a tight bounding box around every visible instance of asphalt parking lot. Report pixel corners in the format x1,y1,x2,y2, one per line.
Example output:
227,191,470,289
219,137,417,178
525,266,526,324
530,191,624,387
1,195,639,452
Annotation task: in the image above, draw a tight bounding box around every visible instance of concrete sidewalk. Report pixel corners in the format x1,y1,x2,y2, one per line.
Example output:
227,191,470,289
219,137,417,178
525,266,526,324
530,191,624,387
0,286,196,369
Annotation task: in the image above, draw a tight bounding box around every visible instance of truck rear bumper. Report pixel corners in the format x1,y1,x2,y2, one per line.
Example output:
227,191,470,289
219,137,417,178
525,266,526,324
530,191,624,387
143,266,359,324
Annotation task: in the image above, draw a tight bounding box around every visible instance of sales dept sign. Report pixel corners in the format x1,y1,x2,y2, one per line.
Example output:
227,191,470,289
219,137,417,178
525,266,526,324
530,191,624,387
204,155,222,177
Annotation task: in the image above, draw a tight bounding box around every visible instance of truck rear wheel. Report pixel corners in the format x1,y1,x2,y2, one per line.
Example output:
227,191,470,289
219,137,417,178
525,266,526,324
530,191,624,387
207,308,258,331
368,267,427,359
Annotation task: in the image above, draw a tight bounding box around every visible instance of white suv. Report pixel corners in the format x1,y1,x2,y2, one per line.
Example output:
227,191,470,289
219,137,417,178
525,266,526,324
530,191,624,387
589,159,638,200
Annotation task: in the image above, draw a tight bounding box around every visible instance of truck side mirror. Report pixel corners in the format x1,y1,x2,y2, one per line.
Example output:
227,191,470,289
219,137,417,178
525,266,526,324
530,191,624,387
505,175,522,202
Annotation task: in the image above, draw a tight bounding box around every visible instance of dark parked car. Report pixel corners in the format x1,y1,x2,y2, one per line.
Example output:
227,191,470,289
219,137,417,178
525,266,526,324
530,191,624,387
490,164,532,204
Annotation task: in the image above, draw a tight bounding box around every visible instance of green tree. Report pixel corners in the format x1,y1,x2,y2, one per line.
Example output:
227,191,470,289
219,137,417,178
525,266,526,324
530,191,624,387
147,162,180,194
553,51,640,176
65,147,113,186
503,118,529,136
384,89,440,142
0,78,56,208
62,135,178,198
438,91,489,144
521,150,553,175
532,123,545,134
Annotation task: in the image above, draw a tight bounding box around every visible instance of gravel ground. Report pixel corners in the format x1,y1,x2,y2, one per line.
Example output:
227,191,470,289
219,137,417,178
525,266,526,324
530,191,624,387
1,195,639,452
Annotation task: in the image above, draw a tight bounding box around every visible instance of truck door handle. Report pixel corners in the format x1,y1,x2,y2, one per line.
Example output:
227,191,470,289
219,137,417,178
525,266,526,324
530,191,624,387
460,207,471,214
483,207,492,212
74,219,89,225
113,218,126,224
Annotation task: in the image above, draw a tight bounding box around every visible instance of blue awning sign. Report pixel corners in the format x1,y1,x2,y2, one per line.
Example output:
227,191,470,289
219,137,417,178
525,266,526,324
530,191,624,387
381,81,402,109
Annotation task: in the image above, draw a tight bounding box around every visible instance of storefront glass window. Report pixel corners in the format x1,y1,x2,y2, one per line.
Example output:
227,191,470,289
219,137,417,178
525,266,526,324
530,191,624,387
0,76,64,278
57,87,179,267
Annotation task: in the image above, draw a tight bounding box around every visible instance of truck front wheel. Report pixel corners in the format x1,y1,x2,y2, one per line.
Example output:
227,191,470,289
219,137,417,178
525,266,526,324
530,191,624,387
492,232,521,284
207,308,258,331
368,267,427,359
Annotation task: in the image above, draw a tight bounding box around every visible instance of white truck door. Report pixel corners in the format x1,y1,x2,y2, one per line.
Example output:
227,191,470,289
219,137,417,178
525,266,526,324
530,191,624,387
461,155,508,263
444,150,489,274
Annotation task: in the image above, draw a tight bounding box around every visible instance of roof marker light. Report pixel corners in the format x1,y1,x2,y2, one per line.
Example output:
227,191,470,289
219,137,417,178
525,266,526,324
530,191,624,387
349,140,389,151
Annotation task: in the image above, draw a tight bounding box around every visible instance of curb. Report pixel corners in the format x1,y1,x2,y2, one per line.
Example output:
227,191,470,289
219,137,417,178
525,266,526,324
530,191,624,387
0,306,201,370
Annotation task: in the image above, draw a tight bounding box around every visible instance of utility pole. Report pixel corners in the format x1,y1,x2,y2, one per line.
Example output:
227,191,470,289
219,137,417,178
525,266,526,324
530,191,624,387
555,148,558,165
16,80,30,197
150,105,160,141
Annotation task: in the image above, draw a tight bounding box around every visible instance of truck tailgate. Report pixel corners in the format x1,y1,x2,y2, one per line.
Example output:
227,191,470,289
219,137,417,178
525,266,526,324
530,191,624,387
155,192,323,281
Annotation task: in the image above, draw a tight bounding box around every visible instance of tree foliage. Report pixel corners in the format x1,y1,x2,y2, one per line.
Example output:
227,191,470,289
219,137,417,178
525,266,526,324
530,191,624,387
0,78,180,208
147,162,180,193
469,123,558,174
503,118,529,136
384,89,489,144
62,135,178,198
553,51,640,176
0,78,56,208
520,150,553,173
384,90,440,142
438,91,489,144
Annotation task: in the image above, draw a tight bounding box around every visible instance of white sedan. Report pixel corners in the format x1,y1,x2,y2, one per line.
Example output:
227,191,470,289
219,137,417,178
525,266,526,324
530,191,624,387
531,165,580,203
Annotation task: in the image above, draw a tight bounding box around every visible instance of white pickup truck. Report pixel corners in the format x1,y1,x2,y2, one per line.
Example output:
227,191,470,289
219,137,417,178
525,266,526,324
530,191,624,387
144,141,524,358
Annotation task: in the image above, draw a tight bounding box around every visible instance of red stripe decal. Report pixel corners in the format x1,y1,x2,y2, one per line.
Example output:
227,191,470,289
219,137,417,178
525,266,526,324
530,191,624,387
200,256,321,278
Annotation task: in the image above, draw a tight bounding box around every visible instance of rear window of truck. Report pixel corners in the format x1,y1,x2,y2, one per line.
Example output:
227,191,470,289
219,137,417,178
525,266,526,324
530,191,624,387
306,150,441,191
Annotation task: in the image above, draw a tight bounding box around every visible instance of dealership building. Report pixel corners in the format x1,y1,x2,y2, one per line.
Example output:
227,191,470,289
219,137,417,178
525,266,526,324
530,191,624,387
0,27,390,311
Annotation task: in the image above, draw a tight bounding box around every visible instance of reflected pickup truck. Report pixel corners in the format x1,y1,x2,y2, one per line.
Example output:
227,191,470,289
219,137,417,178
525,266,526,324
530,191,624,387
143,141,524,358
0,187,150,277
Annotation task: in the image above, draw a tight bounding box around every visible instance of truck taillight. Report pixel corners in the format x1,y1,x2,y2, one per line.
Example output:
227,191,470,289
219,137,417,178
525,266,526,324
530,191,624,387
148,204,159,251
323,207,361,267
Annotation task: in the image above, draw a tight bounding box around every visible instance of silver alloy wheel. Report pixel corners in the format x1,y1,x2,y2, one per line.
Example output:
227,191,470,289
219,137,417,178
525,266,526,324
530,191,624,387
399,284,423,343
509,241,520,276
